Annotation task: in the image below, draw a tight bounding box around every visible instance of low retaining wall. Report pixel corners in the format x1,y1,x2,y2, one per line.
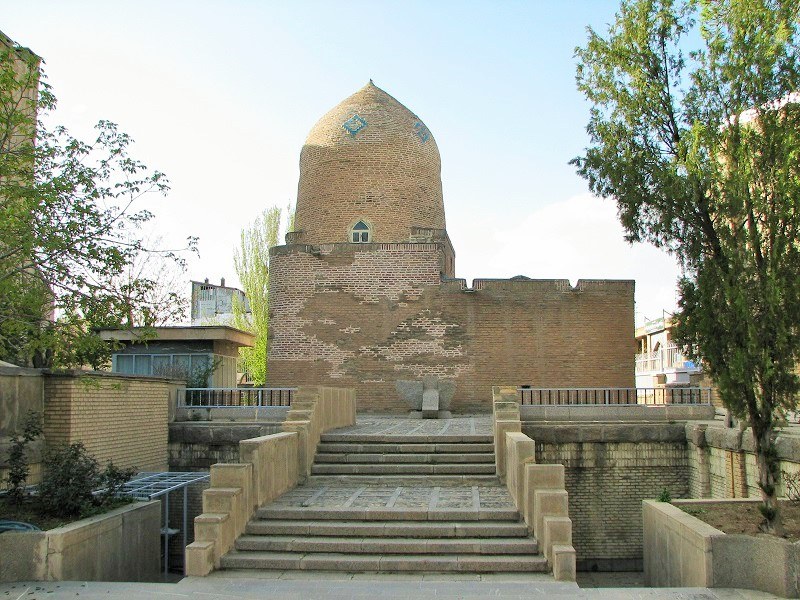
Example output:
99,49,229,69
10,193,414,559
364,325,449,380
174,406,290,422
0,500,160,582
520,403,715,422
643,499,800,597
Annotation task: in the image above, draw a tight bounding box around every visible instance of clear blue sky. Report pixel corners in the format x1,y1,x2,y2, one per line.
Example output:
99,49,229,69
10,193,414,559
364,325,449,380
1,1,681,324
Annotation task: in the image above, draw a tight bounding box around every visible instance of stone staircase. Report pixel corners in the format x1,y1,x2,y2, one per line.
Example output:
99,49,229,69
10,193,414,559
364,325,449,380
311,435,497,477
218,426,549,574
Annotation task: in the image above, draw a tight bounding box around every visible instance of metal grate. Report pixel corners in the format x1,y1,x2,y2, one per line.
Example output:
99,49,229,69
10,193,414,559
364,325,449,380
120,471,209,577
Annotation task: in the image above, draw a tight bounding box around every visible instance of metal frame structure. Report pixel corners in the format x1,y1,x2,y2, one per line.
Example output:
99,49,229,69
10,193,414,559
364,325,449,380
119,472,209,576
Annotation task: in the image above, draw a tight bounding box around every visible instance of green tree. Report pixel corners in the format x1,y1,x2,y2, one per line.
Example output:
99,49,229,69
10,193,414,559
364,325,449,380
233,206,283,385
0,41,194,368
573,0,800,533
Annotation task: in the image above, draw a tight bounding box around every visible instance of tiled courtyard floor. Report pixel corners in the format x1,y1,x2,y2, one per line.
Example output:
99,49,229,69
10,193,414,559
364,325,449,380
326,415,493,437
266,481,515,511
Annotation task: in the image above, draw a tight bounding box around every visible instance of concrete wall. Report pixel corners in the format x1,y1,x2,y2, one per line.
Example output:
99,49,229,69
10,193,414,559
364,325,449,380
0,366,46,488
644,499,800,597
524,423,689,571
43,371,181,472
268,243,634,413
0,500,160,582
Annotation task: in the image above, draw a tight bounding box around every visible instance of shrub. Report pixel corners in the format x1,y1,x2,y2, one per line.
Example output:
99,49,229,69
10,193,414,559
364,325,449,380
657,488,672,503
4,411,43,504
37,442,136,519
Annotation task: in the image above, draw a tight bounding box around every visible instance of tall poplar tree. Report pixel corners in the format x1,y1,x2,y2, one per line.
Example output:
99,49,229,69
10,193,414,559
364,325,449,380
573,0,800,532
233,206,282,385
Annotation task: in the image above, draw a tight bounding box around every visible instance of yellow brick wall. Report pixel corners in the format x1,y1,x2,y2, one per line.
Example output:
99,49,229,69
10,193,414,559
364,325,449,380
43,373,171,471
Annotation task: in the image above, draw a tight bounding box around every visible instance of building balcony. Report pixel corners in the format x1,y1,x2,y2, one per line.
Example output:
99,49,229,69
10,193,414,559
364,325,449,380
635,343,702,375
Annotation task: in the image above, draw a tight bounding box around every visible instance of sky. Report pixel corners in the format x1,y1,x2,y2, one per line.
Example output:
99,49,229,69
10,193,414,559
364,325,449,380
2,0,681,325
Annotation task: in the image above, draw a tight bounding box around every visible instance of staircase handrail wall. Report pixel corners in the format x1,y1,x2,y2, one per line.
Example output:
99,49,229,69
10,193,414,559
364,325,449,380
184,385,356,576
492,385,577,582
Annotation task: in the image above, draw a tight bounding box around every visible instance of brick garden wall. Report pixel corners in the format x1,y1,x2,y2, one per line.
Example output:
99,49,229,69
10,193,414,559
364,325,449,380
43,371,179,472
268,243,634,413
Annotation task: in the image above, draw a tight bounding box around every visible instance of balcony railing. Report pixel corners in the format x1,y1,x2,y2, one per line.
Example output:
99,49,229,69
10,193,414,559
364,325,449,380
635,343,700,374
177,387,295,408
518,387,712,406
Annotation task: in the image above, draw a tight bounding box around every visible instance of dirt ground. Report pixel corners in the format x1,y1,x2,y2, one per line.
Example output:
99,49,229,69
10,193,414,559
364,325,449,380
678,500,800,541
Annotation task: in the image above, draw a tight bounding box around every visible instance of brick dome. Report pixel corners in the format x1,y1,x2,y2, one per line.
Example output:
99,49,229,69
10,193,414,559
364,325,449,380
294,82,445,245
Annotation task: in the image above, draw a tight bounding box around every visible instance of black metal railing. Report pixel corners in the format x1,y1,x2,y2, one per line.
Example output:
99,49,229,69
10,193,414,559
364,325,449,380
517,387,712,406
177,387,295,408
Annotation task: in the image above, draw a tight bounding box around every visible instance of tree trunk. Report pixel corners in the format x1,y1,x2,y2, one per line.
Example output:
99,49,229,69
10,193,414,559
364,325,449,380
752,424,783,535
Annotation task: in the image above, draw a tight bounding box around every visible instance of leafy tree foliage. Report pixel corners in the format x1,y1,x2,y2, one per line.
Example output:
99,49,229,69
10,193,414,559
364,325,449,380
573,0,800,532
232,206,283,385
0,43,194,368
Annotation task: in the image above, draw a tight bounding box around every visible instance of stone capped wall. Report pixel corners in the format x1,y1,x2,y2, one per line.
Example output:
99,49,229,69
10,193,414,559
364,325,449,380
268,243,634,412
525,423,689,571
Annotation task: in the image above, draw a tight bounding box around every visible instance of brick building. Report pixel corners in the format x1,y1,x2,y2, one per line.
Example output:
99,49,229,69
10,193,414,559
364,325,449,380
268,82,634,412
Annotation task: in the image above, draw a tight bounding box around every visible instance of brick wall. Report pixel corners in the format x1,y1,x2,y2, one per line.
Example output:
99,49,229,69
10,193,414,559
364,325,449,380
43,371,176,471
268,243,634,412
525,423,688,570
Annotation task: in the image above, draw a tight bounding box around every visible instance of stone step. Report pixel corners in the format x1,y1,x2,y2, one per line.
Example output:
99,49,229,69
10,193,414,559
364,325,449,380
310,463,497,476
235,535,538,555
314,453,495,464
316,442,495,454
220,551,549,573
306,474,501,485
255,505,520,522
320,434,493,444
255,507,521,522
245,520,530,539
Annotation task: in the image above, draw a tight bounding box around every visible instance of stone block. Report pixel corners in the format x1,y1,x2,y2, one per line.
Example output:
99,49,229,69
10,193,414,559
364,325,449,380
494,420,521,481
542,516,572,562
396,380,424,410
422,389,439,418
523,463,564,530
551,544,576,582
533,489,568,539
185,541,215,576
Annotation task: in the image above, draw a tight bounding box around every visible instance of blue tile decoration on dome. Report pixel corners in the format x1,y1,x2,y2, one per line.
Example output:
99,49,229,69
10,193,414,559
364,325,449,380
343,114,367,137
413,121,430,143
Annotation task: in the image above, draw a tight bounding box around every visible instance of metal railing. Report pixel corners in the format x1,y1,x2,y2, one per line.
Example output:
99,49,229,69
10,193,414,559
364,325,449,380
177,387,295,408
518,387,712,406
635,343,700,374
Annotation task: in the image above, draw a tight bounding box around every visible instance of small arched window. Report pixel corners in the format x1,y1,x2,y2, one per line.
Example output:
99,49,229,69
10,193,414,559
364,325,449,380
351,220,371,243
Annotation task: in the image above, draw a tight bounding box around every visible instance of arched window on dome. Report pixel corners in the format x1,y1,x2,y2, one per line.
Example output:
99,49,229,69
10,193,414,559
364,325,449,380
350,220,371,243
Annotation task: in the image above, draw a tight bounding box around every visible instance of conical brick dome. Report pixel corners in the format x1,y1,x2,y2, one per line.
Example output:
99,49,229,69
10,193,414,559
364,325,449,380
293,82,445,245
